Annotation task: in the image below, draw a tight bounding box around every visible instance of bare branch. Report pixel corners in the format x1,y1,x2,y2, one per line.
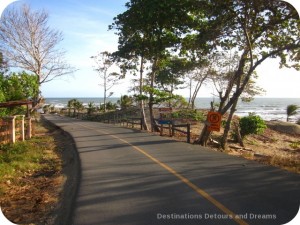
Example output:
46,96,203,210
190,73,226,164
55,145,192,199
0,4,76,88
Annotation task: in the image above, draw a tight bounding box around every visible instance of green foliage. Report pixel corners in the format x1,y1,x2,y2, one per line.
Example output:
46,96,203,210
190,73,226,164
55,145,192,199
286,104,298,122
239,114,267,138
117,95,133,110
67,99,83,116
110,0,200,60
87,102,96,115
169,95,189,108
0,72,38,116
289,141,300,150
171,109,205,121
142,86,181,105
0,138,46,180
0,122,61,193
156,57,191,92
100,102,117,111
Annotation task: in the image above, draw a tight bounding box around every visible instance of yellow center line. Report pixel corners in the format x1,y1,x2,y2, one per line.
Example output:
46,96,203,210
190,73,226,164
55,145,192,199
78,123,249,225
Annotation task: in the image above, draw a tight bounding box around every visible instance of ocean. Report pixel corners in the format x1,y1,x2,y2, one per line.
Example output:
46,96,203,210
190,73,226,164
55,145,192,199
44,97,300,122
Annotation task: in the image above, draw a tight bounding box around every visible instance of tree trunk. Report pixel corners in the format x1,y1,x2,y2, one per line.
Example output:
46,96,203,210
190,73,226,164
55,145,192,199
188,78,192,108
221,97,238,150
104,72,107,112
190,75,208,110
149,101,158,132
141,100,148,130
149,59,159,132
139,56,149,131
196,125,211,146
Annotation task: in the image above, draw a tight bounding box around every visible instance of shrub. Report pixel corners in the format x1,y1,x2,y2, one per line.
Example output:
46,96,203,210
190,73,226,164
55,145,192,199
171,109,205,121
239,114,267,138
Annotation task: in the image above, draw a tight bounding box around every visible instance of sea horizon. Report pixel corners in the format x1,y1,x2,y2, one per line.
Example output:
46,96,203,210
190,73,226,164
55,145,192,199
44,97,300,122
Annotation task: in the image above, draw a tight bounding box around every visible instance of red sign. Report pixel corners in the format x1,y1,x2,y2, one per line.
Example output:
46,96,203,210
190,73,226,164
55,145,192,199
207,111,222,132
159,107,172,112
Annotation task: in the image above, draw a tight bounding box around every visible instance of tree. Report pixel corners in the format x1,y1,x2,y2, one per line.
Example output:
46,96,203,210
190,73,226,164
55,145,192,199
209,50,265,149
1,72,38,101
91,51,121,112
156,57,187,95
191,0,300,147
110,0,200,131
287,104,299,122
186,58,211,109
117,95,134,110
0,71,38,115
87,102,96,116
0,52,7,73
0,4,75,106
67,98,79,117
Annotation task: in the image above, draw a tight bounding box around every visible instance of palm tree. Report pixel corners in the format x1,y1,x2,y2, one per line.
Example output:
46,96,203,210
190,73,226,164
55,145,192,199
74,101,84,116
117,95,133,110
67,98,77,116
87,102,96,115
287,104,298,122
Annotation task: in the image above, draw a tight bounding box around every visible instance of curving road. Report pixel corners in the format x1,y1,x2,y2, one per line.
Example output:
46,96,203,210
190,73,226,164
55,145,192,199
44,115,299,225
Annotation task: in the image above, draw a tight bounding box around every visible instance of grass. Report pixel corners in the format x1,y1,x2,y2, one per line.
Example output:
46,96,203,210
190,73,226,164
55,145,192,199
0,119,65,224
289,141,300,150
270,155,300,174
0,121,61,195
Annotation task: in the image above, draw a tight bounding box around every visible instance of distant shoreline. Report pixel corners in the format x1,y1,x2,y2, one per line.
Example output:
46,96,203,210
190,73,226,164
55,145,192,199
44,97,300,122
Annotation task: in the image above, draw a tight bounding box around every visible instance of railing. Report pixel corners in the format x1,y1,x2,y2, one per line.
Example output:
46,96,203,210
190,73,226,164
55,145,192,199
126,117,143,130
70,109,196,144
156,119,194,143
172,123,191,143
0,115,32,144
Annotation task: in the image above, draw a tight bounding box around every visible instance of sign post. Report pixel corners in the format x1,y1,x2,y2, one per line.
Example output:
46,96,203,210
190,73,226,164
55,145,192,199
207,111,222,132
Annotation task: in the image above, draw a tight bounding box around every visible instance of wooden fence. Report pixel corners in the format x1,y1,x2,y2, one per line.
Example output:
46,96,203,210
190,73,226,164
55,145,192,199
156,119,194,143
71,109,196,143
0,115,32,144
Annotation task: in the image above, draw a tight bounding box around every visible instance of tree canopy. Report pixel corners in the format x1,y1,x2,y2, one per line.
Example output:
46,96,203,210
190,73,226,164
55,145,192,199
111,0,300,145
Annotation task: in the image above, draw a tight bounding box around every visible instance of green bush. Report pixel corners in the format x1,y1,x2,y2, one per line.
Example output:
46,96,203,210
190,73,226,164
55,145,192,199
239,114,267,138
171,109,205,121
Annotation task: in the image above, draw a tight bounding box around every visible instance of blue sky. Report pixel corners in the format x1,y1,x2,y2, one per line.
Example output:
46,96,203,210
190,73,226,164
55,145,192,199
1,0,300,98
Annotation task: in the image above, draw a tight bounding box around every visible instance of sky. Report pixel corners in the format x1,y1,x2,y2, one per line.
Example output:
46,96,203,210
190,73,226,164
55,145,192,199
0,0,300,98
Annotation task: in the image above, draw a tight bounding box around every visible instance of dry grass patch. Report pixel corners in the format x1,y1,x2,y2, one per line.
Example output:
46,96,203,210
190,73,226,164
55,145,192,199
0,120,64,224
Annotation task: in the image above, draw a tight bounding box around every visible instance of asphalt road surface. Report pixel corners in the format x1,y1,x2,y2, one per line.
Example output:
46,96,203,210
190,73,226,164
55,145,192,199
44,115,299,225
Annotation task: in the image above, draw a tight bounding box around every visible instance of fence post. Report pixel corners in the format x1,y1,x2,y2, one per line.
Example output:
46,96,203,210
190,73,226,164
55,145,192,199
26,117,32,139
171,121,175,137
20,115,25,141
187,124,191,143
160,124,163,136
8,116,16,143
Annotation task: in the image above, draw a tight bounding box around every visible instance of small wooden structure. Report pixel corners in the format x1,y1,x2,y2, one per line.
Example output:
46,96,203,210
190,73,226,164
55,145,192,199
0,100,33,116
0,100,33,144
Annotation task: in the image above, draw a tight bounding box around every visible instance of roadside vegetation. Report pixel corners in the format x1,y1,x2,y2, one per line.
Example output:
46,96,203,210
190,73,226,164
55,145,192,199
0,120,64,224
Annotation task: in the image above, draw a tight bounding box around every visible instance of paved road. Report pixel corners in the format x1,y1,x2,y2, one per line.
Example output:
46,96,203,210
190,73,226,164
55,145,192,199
44,115,299,225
